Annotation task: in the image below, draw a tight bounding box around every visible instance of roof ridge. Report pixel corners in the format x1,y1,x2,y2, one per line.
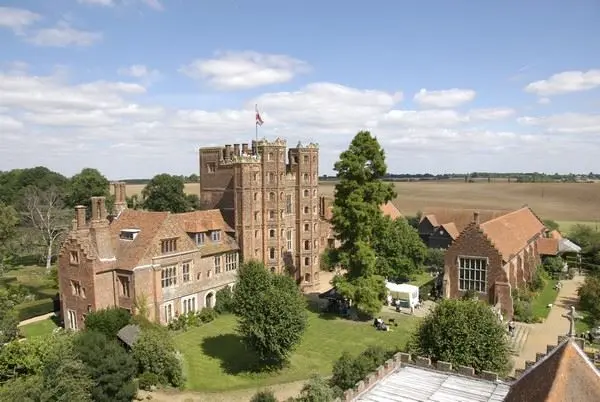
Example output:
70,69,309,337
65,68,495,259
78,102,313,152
479,206,527,227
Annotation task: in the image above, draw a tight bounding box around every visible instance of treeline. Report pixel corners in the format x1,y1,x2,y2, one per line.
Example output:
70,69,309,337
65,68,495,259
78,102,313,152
123,173,199,185
320,172,599,183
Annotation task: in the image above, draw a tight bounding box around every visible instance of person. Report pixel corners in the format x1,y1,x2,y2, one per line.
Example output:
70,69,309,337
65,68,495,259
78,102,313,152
508,320,515,337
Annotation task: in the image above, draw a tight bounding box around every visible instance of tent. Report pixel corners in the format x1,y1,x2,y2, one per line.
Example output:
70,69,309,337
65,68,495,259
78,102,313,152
386,282,419,308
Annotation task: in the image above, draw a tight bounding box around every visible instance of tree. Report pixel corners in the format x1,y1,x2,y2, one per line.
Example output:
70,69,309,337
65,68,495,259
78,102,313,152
73,331,137,402
214,286,234,314
0,335,50,382
232,261,307,368
21,186,71,271
410,299,511,375
330,346,389,392
330,131,396,317
0,289,19,344
373,217,427,281
578,275,600,324
141,174,190,213
543,219,560,231
542,256,565,276
67,168,110,210
425,248,446,271
296,375,335,402
0,202,19,272
84,307,132,339
132,327,184,387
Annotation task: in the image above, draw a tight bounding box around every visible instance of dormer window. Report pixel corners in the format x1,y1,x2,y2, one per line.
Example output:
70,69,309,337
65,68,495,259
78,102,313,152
120,229,140,241
194,233,205,245
161,238,177,254
211,230,221,242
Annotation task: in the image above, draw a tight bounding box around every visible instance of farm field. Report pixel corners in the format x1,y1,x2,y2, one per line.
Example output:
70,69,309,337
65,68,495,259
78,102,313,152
127,181,600,224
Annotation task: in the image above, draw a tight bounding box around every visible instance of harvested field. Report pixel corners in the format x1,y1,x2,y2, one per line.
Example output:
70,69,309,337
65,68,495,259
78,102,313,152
126,181,600,223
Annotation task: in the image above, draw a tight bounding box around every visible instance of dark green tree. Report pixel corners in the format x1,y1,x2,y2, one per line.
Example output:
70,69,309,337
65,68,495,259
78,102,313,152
141,174,190,213
232,261,307,368
84,307,132,339
0,202,19,271
330,131,396,317
132,327,184,387
578,275,600,324
73,331,137,402
214,286,234,314
0,289,19,344
425,248,446,271
373,217,427,281
542,256,565,276
410,299,510,374
67,168,110,210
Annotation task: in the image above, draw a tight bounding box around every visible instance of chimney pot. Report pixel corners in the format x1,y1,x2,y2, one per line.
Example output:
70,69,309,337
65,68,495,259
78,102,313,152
75,206,86,229
473,211,480,224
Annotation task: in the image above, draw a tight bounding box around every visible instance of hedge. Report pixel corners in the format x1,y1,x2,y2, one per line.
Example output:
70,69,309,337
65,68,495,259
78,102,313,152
16,299,56,321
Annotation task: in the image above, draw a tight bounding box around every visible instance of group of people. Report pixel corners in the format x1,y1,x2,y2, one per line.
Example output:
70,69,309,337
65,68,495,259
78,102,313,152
373,317,389,331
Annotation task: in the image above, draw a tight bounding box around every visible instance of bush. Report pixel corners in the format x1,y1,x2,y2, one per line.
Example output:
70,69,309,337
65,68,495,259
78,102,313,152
513,299,535,323
198,307,217,323
330,346,390,392
250,390,277,402
578,275,600,324
137,372,160,391
529,267,547,292
84,307,132,339
214,287,234,314
296,375,335,402
16,299,55,321
132,328,184,388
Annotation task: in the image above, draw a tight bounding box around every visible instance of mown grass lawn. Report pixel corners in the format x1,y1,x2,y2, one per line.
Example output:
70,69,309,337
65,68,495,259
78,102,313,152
0,265,58,321
531,279,559,320
19,317,59,338
174,311,419,391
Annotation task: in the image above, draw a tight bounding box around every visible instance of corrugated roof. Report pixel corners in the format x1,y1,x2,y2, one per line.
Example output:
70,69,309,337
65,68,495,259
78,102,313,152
356,366,510,402
479,207,546,262
504,338,600,402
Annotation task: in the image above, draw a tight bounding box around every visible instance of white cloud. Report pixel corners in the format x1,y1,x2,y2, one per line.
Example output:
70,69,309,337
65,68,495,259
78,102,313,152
140,0,163,10
0,67,597,178
518,113,600,134
413,88,476,108
0,7,41,33
538,97,551,105
525,70,600,96
26,21,102,47
180,51,311,90
77,0,115,6
118,64,161,84
77,0,163,9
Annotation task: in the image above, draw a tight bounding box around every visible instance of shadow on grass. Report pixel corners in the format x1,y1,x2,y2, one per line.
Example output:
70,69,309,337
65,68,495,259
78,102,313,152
201,334,264,375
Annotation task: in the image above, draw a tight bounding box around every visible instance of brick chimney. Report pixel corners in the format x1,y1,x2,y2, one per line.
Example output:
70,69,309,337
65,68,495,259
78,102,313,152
89,196,114,260
473,211,480,224
251,140,257,155
75,205,87,230
90,196,107,222
233,143,240,156
224,144,232,160
112,182,127,215
242,143,249,155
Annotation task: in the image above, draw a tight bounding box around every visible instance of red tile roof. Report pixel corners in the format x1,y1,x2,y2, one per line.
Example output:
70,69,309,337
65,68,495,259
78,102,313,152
537,238,559,256
421,207,510,233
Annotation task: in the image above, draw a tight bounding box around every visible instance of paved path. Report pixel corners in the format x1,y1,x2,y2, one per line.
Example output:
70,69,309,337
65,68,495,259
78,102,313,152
17,312,56,327
513,275,585,373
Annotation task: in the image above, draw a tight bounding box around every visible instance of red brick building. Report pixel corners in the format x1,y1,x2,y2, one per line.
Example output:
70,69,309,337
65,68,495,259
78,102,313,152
443,207,546,316
58,184,238,330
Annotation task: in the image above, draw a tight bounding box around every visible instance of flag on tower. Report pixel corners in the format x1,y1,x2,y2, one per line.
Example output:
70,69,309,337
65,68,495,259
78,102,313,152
255,104,264,126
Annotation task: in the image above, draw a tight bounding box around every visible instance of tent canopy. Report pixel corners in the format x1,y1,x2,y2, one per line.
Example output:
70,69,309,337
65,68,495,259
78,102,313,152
386,282,419,294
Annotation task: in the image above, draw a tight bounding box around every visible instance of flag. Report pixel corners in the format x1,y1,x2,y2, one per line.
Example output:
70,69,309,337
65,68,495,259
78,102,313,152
255,104,264,126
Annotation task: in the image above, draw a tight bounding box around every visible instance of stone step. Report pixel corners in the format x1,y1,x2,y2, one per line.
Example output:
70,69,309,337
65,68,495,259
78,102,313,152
508,324,530,356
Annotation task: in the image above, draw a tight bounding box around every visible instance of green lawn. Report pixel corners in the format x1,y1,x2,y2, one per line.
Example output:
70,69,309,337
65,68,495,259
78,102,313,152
0,265,58,321
174,311,419,391
531,279,559,320
407,272,435,287
19,317,59,338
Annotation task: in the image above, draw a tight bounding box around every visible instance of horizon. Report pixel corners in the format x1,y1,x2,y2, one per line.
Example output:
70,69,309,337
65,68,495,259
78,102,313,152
1,1,599,178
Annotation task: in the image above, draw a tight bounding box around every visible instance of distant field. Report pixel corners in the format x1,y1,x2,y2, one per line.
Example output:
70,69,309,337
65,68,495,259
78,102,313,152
126,181,600,224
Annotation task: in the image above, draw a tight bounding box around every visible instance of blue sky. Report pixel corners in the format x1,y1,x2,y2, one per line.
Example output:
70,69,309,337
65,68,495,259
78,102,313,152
1,0,599,179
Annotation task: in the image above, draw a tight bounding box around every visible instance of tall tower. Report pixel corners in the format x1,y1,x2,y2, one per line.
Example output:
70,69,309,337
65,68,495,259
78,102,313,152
288,142,320,287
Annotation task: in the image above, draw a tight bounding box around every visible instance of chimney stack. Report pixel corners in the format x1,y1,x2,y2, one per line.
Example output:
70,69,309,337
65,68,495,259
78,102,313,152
233,143,240,156
251,140,257,155
75,205,86,230
224,144,232,160
113,182,128,215
90,196,107,221
473,211,480,224
242,143,249,155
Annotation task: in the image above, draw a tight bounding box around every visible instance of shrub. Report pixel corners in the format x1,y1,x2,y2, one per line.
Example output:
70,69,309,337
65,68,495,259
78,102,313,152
16,299,55,321
214,287,234,314
137,372,160,391
529,267,547,292
330,346,390,392
296,375,335,402
198,307,217,323
132,328,184,388
84,307,132,339
578,275,600,324
250,390,277,402
513,299,534,323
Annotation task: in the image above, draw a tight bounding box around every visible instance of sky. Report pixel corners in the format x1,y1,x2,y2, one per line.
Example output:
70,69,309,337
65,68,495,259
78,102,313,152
1,0,599,180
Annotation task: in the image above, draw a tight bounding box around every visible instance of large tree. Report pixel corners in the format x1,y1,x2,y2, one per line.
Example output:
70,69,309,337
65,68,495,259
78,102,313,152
67,168,110,210
330,131,396,317
73,330,137,402
21,186,71,271
410,299,511,375
232,261,308,368
142,174,190,213
0,202,19,271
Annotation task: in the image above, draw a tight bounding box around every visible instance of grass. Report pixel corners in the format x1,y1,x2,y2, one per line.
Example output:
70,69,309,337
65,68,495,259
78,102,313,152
19,317,59,338
407,272,435,287
531,279,559,320
0,265,58,321
174,311,419,392
555,220,598,235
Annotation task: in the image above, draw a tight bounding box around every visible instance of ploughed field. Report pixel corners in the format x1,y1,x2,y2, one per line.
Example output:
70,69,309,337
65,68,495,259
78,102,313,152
126,181,600,223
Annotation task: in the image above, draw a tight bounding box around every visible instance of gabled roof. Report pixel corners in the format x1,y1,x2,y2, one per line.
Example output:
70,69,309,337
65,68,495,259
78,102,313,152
170,209,234,233
479,207,546,262
420,207,510,233
549,230,563,240
109,209,170,270
537,238,559,256
504,338,600,402
380,202,403,220
440,222,460,240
